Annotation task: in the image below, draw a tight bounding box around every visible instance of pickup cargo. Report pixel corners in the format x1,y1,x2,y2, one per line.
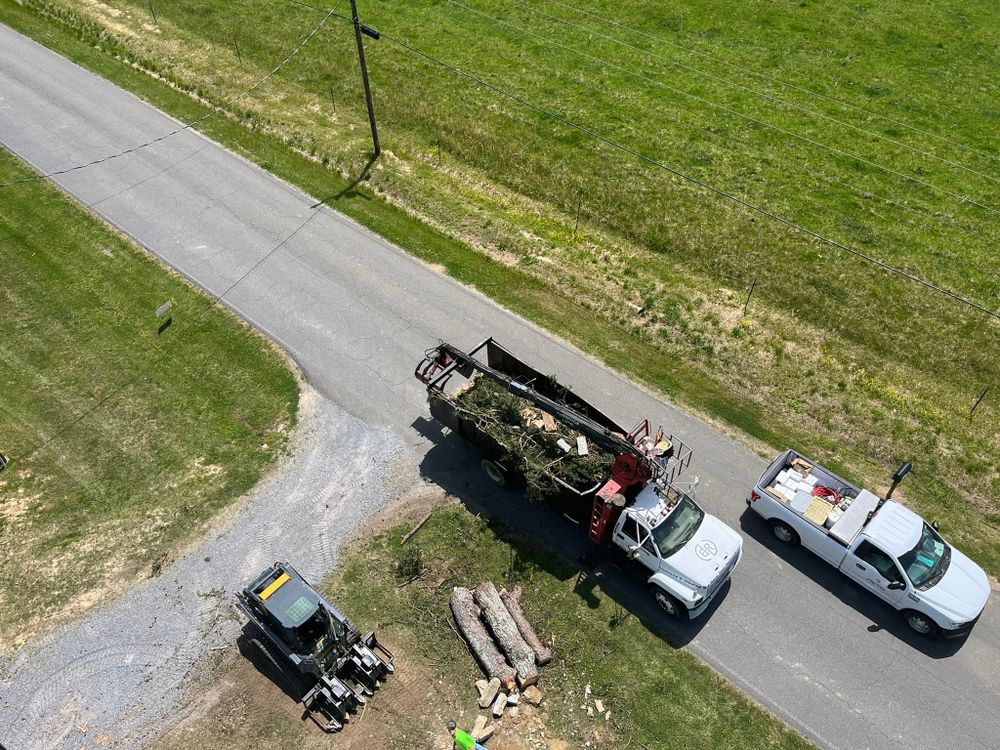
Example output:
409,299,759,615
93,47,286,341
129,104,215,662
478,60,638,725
747,449,990,638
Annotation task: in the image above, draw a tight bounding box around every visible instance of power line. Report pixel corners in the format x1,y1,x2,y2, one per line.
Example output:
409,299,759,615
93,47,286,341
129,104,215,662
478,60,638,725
370,28,999,321
541,0,1000,167
447,0,1000,217
488,0,1000,188
443,0,992,240
0,2,344,190
14,205,323,465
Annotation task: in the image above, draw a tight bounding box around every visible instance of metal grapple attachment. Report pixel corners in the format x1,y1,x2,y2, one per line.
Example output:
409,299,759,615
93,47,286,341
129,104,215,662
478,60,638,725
302,632,394,731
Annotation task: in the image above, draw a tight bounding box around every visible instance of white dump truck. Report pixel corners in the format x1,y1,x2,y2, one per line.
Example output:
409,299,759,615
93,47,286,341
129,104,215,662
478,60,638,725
747,449,990,638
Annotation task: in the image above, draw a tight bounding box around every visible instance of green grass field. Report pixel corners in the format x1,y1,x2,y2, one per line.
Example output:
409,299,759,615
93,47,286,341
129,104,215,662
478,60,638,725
0,0,997,577
0,149,298,648
328,506,814,749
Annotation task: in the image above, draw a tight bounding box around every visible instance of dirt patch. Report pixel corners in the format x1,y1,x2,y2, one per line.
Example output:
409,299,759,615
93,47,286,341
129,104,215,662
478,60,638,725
356,483,455,541
155,634,562,750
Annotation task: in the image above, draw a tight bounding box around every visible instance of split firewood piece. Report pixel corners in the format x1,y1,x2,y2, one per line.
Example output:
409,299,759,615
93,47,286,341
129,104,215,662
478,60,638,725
500,585,553,666
451,587,516,691
474,582,539,687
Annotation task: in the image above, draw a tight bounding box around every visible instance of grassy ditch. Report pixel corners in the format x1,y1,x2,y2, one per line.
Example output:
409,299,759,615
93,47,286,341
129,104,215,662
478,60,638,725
0,0,997,579
323,505,814,749
0,149,298,648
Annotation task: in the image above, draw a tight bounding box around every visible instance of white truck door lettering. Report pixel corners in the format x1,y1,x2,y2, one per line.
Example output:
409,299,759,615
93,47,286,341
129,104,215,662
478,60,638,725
843,540,908,606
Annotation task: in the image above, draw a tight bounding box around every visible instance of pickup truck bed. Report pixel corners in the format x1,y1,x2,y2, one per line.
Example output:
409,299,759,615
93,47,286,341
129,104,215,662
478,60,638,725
756,449,879,549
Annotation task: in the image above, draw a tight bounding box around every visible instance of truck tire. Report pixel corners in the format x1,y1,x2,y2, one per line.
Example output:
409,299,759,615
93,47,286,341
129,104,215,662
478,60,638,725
902,610,940,639
649,585,684,619
770,520,800,546
480,459,507,487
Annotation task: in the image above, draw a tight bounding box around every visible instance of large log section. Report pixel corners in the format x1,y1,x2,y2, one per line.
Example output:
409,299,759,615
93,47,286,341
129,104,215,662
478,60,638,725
500,586,553,666
474,582,539,687
450,587,516,690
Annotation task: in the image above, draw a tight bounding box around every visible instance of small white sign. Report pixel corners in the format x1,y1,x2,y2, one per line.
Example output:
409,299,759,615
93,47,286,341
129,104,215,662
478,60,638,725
156,301,172,318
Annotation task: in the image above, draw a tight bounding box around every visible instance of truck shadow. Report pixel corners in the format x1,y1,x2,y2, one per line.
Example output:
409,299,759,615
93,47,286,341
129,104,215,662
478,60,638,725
738,508,967,658
414,420,726,648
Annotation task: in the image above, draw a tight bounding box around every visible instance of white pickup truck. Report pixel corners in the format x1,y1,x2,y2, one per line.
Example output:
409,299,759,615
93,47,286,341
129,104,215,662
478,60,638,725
747,449,990,638
611,480,743,620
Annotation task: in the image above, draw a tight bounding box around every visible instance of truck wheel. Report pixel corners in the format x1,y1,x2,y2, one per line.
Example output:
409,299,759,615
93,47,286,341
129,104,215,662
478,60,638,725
480,459,507,487
770,520,799,546
902,611,940,638
650,585,684,619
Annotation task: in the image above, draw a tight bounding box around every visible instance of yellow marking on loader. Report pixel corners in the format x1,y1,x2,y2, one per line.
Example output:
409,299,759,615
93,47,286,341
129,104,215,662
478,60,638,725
259,572,291,601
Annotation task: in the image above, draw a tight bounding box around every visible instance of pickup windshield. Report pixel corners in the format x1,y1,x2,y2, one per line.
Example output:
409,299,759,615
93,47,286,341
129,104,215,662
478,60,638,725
652,495,705,559
898,523,950,589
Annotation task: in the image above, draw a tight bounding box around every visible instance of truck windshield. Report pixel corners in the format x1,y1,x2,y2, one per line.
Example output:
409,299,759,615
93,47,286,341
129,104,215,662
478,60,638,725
898,523,950,589
652,495,705,559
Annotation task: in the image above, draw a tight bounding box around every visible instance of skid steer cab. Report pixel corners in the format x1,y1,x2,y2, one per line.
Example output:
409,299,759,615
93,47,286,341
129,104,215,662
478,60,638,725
235,562,395,731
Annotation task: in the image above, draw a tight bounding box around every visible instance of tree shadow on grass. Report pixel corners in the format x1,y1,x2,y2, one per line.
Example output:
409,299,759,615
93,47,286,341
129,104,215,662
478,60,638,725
413,418,728,648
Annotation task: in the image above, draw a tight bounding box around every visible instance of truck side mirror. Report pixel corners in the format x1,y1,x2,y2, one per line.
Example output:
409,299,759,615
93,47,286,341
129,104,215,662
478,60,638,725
931,521,940,532
887,581,906,591
627,545,640,560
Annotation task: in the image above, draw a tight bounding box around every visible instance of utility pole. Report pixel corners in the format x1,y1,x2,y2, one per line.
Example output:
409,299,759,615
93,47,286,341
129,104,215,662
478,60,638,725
349,0,380,157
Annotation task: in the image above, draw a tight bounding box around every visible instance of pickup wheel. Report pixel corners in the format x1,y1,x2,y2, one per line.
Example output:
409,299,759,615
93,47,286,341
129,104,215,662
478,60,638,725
902,610,940,639
480,459,507,487
650,585,684,619
770,520,800,546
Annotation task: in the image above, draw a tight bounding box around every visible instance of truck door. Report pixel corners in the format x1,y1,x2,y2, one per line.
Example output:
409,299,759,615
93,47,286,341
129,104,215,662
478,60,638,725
614,515,660,573
842,540,908,606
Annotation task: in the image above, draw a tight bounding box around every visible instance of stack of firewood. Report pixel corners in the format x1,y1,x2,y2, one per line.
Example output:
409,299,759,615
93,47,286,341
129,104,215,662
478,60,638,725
450,582,553,716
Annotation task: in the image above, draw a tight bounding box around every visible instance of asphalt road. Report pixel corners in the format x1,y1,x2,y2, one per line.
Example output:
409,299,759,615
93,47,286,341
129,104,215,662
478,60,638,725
2,23,999,750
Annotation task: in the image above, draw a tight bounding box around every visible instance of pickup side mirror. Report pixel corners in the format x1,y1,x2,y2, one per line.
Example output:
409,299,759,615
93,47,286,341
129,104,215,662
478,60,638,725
627,545,640,560
887,581,906,590
931,520,940,531
886,461,912,499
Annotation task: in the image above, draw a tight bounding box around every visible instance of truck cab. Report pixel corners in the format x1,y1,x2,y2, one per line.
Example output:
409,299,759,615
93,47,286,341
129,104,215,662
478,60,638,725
837,502,989,636
748,450,990,638
611,482,743,619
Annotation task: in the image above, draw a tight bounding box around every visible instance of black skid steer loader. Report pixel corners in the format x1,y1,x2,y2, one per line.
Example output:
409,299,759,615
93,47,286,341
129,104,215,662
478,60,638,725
236,562,395,731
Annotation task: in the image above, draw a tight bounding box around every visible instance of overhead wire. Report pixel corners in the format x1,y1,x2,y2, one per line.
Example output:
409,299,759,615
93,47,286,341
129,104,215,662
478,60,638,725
14,204,324,466
361,26,999,321
0,1,345,189
443,0,989,242
489,0,1000,187
540,0,1000,166
446,0,1000,217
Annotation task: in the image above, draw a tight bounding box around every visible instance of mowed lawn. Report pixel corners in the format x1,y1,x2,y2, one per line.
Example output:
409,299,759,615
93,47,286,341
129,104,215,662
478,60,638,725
2,0,998,575
0,149,298,648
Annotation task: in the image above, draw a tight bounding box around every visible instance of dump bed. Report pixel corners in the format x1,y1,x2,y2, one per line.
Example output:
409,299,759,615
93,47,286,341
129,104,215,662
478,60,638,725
757,449,879,546
425,338,625,434
421,338,629,513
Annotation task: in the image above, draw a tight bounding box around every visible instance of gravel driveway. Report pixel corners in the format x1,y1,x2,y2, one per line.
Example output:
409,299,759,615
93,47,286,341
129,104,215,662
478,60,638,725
0,388,418,750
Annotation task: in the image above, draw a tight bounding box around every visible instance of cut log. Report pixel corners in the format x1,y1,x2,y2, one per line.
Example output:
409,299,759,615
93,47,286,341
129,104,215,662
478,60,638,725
450,587,516,691
474,582,539,687
500,586,553,666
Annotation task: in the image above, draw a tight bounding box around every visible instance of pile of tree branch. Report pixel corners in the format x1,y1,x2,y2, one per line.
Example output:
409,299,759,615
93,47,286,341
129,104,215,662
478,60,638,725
455,377,613,503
